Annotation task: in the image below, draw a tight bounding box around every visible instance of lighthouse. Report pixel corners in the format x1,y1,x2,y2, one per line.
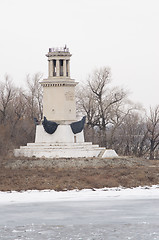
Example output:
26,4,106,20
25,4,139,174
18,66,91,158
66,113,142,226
35,46,85,144
42,46,77,123
14,46,118,158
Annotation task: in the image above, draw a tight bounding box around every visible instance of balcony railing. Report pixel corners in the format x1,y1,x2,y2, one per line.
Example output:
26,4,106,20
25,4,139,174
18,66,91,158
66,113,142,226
49,47,69,53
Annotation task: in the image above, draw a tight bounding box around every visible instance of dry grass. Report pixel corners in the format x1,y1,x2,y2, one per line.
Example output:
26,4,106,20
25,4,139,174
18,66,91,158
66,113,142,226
0,157,159,191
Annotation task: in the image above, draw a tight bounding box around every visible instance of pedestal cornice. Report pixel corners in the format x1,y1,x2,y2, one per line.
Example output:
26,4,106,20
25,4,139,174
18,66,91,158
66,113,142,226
40,78,78,87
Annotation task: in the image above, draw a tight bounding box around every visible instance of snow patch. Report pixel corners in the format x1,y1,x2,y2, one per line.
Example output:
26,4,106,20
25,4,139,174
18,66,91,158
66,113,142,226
0,185,159,205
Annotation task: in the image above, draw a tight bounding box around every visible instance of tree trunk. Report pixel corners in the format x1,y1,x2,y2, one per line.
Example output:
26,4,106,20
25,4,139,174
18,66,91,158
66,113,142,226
149,140,155,160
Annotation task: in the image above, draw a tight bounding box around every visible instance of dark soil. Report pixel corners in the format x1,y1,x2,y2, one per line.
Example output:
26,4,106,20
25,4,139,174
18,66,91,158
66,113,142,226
0,156,159,191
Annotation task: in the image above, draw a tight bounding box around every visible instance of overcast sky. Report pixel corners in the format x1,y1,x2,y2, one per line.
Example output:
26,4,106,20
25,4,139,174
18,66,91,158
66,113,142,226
0,0,158,110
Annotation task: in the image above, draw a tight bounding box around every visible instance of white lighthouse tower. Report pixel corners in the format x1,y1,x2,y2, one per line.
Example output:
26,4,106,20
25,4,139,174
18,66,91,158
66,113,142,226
43,46,76,123
14,46,118,158
35,46,85,144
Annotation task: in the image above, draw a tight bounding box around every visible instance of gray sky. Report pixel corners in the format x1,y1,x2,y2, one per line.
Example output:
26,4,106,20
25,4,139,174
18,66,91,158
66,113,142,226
0,0,159,110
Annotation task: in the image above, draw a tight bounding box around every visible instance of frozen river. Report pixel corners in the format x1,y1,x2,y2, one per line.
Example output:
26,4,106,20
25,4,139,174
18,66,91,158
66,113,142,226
0,187,159,239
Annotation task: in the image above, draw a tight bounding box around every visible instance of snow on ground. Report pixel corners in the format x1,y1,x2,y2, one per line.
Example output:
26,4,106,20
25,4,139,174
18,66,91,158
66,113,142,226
0,185,159,205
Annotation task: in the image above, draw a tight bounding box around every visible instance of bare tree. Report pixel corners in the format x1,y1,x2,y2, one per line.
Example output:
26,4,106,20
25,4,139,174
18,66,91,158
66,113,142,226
0,75,16,124
25,73,43,121
0,73,43,156
107,100,139,148
146,105,159,159
76,67,153,157
115,111,149,156
77,67,128,147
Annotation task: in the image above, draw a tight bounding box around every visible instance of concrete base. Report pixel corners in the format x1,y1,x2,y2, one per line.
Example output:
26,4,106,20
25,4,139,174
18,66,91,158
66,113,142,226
102,149,119,158
14,142,118,158
14,142,102,158
14,124,119,159
35,125,84,143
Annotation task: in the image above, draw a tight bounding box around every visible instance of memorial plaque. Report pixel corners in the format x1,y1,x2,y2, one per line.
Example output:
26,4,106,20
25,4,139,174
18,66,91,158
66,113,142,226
65,91,74,101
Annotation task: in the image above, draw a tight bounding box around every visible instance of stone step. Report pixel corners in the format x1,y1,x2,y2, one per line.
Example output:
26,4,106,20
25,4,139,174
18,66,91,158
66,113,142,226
22,143,102,150
98,148,106,158
27,142,95,147
14,142,118,159
14,147,103,158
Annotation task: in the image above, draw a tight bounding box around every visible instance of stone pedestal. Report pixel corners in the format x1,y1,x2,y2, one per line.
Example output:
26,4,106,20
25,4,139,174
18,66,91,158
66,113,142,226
14,124,118,158
14,142,118,159
35,125,84,143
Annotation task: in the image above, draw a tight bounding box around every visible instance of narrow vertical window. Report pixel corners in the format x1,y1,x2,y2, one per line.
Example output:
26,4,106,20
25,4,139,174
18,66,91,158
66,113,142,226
66,60,69,77
60,60,63,76
53,60,56,76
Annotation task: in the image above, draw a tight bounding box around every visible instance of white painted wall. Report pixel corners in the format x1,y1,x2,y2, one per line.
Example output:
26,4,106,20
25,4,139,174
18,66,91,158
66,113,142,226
35,125,84,143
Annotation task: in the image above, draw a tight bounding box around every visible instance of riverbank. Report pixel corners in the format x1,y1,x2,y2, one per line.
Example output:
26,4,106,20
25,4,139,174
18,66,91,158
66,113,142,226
0,156,159,191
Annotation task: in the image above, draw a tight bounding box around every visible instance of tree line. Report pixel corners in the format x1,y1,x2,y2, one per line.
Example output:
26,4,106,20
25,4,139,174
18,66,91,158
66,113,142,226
0,68,159,159
76,67,159,160
0,73,43,156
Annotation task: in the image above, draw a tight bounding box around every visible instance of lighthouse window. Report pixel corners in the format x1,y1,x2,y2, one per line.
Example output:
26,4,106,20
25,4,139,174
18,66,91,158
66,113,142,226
60,60,63,76
53,60,56,76
66,60,69,76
